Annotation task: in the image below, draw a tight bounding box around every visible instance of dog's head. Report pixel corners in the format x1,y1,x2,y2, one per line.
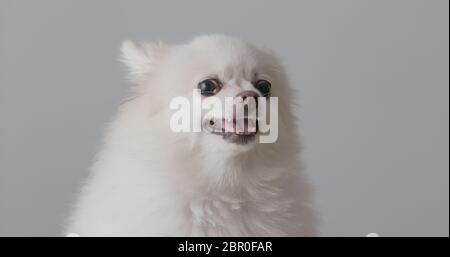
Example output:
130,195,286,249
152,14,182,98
121,35,294,155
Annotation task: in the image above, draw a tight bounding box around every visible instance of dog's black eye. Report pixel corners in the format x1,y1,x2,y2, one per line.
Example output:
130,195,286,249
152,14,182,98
255,80,271,97
198,79,221,96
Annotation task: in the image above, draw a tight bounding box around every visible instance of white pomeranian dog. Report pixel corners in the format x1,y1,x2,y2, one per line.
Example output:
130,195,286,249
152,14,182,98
66,35,317,236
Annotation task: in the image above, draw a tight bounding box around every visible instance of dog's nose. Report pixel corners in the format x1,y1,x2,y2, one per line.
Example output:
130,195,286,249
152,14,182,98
235,91,259,102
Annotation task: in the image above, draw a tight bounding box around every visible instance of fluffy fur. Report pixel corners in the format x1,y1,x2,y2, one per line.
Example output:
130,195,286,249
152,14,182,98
66,35,317,236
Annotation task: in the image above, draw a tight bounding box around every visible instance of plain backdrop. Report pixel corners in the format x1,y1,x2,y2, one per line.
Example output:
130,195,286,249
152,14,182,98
0,0,448,236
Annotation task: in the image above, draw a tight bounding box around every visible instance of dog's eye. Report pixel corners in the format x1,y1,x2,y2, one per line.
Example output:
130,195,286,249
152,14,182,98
198,79,221,96
255,80,271,97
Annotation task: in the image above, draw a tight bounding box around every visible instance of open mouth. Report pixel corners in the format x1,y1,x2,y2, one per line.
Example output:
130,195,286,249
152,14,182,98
202,90,261,145
206,117,258,145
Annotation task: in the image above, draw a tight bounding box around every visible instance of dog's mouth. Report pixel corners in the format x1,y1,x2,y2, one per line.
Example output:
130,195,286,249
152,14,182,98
202,91,261,145
205,117,258,145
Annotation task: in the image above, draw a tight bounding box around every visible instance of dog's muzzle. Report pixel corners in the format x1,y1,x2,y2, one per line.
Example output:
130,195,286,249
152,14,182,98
204,91,259,144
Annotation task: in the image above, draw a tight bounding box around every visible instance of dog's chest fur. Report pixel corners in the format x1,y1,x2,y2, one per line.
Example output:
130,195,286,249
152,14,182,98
66,150,305,236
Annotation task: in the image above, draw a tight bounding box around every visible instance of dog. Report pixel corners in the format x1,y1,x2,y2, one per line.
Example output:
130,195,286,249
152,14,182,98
66,35,317,236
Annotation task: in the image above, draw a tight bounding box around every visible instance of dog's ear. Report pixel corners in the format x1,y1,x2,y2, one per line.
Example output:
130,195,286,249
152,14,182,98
120,40,167,82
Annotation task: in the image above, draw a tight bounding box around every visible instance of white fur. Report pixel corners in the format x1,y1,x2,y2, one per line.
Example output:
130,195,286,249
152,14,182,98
66,35,318,236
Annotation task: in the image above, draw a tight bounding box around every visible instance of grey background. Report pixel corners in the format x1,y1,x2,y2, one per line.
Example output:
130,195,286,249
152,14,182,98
1,0,448,236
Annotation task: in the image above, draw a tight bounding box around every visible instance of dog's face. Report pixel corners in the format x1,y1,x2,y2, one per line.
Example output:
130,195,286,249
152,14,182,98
121,35,290,154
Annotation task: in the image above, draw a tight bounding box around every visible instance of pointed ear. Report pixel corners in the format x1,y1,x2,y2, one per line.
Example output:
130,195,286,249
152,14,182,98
120,40,167,82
